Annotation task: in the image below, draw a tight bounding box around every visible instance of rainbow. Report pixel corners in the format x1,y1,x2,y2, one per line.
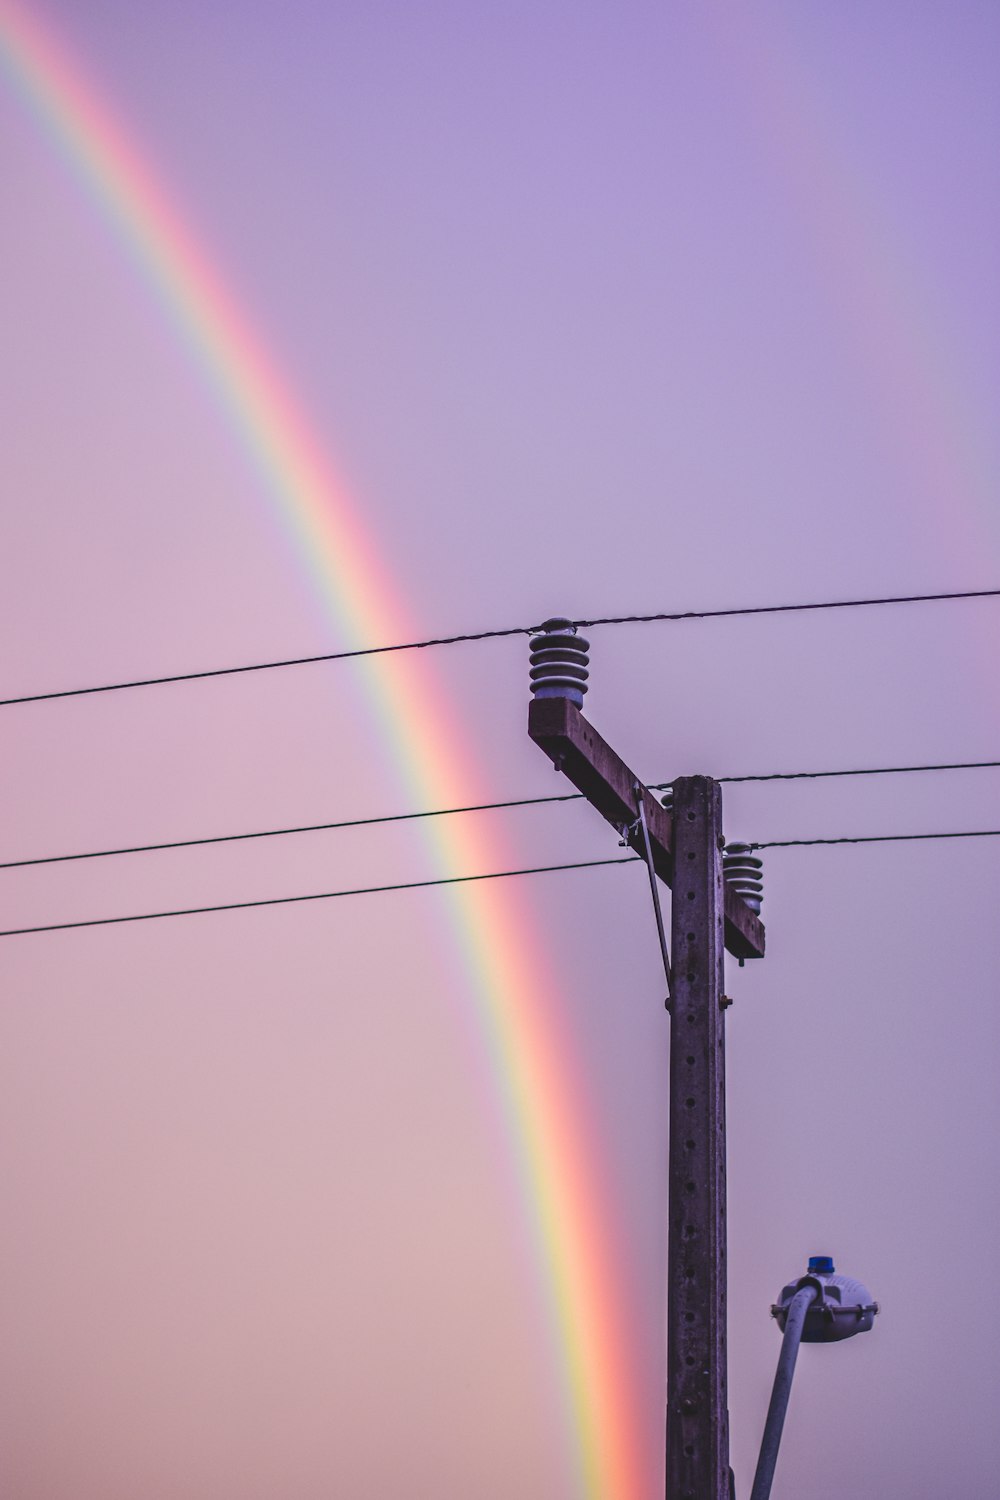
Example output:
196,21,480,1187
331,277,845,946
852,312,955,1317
704,1,997,564
0,2,649,1495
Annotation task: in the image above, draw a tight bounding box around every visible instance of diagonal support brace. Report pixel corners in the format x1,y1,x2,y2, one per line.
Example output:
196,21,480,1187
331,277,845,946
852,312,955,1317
528,696,764,960
631,781,673,1008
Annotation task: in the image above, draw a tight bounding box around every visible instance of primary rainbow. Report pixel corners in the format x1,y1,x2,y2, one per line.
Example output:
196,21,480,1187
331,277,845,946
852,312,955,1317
0,2,649,1495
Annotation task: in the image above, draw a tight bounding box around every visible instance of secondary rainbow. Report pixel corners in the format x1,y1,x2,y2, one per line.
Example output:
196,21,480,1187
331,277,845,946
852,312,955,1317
705,0,997,572
0,2,649,1496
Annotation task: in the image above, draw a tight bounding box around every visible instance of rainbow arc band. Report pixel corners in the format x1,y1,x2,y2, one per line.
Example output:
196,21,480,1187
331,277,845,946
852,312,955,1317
0,4,646,1495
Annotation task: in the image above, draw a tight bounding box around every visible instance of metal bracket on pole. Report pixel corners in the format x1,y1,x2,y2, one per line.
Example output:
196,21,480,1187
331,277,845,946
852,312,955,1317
630,782,673,1009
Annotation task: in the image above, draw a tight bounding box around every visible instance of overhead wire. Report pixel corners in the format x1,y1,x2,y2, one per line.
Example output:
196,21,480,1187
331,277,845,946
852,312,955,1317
2,585,997,708
576,586,1000,629
1,756,1000,876
753,829,1000,849
3,758,997,871
0,855,639,937
3,828,1000,938
4,588,997,927
711,758,1000,785
0,792,582,870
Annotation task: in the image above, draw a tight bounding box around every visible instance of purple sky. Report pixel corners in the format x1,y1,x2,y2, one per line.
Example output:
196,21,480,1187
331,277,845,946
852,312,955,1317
1,2,998,1496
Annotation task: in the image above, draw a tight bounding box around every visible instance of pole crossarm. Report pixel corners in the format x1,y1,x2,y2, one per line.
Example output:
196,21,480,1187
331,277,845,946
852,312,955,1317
528,696,765,959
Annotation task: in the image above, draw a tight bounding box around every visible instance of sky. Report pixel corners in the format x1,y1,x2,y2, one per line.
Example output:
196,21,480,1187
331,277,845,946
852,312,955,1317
0,1,998,1496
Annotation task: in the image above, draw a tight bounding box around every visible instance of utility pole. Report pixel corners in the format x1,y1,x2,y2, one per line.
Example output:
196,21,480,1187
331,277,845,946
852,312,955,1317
665,774,730,1500
526,620,765,1500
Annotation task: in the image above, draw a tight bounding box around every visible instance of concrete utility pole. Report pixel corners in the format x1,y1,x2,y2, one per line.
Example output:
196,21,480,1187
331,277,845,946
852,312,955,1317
527,620,765,1500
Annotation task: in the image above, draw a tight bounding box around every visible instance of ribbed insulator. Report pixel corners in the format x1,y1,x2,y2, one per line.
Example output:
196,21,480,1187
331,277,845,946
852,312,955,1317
723,841,763,912
529,617,590,708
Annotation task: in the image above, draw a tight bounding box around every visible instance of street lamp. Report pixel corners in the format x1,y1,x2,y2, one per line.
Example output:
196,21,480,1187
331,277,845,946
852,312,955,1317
749,1255,879,1500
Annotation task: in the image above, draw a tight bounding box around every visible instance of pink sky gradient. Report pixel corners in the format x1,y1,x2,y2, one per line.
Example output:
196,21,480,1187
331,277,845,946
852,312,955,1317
1,2,998,1495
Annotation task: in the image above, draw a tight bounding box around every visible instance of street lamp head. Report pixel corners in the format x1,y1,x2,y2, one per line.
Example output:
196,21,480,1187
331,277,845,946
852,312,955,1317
771,1256,879,1343
528,618,590,708
753,1257,878,1497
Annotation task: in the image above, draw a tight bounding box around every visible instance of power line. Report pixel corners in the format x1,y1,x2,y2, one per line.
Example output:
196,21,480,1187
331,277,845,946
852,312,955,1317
711,759,1000,786
0,625,527,708
3,586,997,708
3,828,999,938
3,758,996,871
0,791,580,870
753,829,1000,849
0,855,639,937
577,587,1000,630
